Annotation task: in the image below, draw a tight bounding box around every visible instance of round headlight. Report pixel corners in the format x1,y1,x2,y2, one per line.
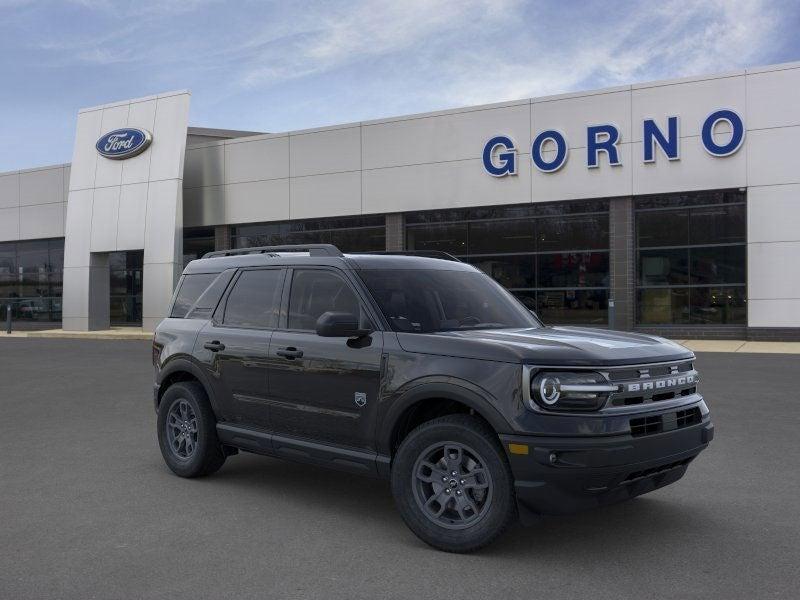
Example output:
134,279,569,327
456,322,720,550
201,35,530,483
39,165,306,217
538,376,561,405
530,370,616,411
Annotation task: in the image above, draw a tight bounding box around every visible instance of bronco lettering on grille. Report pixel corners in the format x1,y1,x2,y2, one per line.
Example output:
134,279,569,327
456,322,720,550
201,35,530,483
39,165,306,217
627,374,695,393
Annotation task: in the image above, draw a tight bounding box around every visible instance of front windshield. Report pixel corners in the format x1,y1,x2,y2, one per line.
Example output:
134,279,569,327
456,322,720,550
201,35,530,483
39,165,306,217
358,269,541,333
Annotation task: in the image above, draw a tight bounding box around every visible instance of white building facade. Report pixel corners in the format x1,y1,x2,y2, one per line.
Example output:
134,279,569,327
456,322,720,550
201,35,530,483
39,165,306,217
1,61,798,338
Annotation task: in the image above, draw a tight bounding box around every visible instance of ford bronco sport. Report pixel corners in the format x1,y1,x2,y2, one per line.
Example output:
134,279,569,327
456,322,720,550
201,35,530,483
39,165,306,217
153,244,713,552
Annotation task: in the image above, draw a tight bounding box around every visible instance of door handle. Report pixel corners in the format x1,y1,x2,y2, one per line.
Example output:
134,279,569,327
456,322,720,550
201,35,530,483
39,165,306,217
276,347,304,360
204,340,226,352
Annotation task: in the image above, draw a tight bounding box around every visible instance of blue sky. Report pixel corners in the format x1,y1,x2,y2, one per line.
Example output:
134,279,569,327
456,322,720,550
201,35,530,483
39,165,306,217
0,0,798,171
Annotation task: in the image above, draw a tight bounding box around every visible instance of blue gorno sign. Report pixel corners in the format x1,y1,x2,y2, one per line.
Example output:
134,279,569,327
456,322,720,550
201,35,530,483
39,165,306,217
483,109,745,176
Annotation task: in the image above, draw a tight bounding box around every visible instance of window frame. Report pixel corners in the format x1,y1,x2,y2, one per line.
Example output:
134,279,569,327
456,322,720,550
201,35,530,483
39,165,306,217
404,201,612,326
277,266,381,333
634,190,747,327
213,267,286,331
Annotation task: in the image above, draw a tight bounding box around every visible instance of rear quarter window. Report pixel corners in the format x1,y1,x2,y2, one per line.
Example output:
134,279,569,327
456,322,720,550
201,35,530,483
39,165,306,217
171,273,218,318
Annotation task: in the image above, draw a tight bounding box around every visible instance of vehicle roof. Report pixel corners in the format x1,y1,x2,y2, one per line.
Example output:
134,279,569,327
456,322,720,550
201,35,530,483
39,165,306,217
182,252,478,275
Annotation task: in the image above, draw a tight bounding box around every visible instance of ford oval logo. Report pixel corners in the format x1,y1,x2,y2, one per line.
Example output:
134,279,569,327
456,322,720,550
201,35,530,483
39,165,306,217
95,128,152,160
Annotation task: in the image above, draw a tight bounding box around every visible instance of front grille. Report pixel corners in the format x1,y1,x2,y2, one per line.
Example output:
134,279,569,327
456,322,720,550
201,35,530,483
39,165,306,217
630,415,662,437
609,361,698,407
609,361,693,382
629,406,702,437
676,407,702,428
621,458,693,484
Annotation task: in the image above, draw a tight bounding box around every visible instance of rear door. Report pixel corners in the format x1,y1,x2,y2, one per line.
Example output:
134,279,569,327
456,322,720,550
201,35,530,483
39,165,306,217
267,267,384,451
197,267,285,428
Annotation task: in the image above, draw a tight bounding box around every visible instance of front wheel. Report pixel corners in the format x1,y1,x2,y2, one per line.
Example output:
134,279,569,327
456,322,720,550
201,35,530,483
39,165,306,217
391,414,517,552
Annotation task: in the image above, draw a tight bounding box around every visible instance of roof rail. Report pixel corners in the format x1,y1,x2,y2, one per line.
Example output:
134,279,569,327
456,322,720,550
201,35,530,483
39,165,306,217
352,250,462,262
202,244,344,259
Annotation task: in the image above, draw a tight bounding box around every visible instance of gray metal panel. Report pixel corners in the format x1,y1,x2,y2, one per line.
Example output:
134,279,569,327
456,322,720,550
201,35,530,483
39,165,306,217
89,186,120,252
149,94,191,182
121,99,157,185
184,185,225,227
290,126,360,177
19,202,65,239
184,144,224,188
290,171,361,219
69,109,103,192
225,136,288,183
19,167,64,206
94,104,129,189
144,179,182,264
0,207,19,240
0,173,19,209
225,178,289,224
116,183,148,250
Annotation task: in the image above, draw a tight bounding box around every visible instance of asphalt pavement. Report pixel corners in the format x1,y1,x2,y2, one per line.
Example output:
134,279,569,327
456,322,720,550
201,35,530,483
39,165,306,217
0,338,798,600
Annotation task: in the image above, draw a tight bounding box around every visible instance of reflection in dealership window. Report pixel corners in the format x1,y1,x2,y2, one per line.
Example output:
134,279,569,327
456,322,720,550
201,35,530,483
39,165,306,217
405,201,610,326
0,238,64,325
232,215,386,253
635,190,746,325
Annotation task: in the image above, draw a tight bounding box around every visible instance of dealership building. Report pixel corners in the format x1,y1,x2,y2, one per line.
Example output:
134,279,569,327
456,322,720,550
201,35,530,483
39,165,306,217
1,60,799,338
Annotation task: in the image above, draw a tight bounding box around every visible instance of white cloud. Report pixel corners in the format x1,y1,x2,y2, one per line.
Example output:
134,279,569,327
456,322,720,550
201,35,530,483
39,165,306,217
433,0,782,106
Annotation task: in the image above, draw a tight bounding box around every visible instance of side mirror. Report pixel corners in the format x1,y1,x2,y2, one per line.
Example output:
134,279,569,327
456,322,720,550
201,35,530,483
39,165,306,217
315,311,371,338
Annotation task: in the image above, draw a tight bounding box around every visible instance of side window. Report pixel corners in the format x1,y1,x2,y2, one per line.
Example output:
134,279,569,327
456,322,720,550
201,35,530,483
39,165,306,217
171,273,217,318
287,269,366,331
223,269,283,328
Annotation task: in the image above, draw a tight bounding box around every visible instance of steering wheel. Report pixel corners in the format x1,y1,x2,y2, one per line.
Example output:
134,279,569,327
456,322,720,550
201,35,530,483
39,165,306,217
458,316,481,326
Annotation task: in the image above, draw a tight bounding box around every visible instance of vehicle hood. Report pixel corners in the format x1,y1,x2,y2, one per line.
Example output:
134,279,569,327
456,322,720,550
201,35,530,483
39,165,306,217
395,326,693,366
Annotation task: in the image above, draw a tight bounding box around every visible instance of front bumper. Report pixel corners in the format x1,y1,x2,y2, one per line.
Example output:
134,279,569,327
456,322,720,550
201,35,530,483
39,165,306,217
500,414,713,517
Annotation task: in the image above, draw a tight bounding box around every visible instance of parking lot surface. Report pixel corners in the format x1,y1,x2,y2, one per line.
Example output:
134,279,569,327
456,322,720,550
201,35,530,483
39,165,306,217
0,338,798,600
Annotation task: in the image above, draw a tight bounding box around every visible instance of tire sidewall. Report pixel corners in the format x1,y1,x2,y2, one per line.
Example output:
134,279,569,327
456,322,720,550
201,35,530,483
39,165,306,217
391,416,516,552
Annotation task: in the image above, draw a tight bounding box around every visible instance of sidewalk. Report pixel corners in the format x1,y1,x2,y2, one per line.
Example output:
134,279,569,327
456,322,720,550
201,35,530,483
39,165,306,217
672,339,800,354
0,327,152,340
1,329,799,352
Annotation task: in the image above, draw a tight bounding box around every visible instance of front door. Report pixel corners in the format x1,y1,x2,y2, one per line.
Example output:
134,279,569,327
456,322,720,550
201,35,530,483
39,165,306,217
196,267,285,427
267,268,383,451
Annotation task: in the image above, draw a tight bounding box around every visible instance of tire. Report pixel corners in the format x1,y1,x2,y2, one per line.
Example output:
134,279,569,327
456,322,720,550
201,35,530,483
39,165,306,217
391,414,517,553
157,381,226,478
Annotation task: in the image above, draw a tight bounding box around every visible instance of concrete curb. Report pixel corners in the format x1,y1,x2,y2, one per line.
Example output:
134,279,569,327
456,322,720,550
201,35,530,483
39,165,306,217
1,331,799,353
0,328,153,340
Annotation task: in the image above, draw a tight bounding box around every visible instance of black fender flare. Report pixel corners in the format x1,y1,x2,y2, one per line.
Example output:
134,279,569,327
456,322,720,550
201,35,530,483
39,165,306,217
157,356,222,418
377,379,512,457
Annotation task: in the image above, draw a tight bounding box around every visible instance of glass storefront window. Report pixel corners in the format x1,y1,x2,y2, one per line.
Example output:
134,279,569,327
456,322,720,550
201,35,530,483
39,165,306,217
635,190,746,326
0,238,64,324
468,220,534,254
109,250,143,326
183,227,215,266
406,201,611,326
406,223,467,254
232,215,385,253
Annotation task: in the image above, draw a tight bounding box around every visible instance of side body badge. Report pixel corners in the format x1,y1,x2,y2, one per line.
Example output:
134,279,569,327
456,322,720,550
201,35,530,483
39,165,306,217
354,392,367,408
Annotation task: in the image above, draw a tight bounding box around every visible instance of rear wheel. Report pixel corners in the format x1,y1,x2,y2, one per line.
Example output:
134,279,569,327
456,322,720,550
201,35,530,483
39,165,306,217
157,381,225,478
391,414,517,552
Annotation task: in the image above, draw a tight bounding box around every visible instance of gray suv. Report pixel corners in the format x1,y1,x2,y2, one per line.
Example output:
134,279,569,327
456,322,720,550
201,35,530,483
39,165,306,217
153,244,713,552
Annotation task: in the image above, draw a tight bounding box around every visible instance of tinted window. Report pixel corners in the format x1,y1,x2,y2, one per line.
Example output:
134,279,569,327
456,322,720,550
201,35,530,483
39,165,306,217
360,269,540,333
634,191,746,325
468,220,535,254
637,210,689,247
467,255,535,288
689,205,745,245
287,270,365,331
406,223,468,254
537,214,608,251
223,269,283,328
171,273,218,318
538,252,609,288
